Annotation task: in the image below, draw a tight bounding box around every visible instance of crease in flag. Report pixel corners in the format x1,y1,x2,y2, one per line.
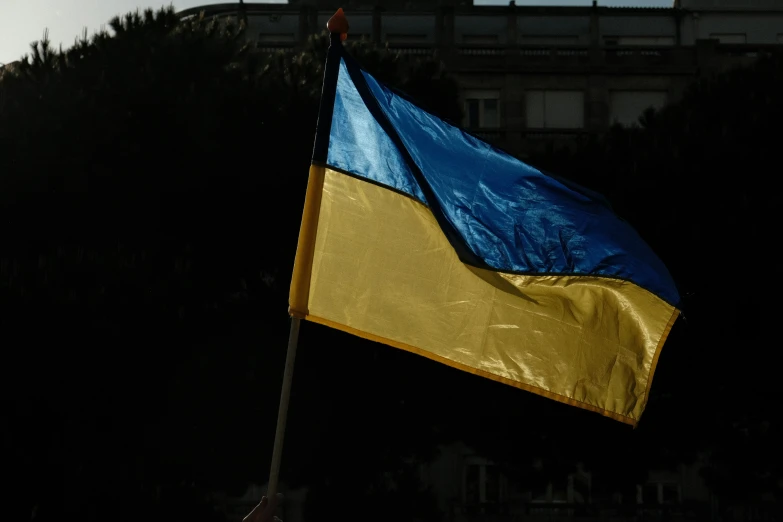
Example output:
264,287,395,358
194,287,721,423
290,47,680,426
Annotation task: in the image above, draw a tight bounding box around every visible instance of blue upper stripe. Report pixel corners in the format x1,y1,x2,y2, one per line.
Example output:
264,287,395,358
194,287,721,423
327,55,679,305
328,59,426,203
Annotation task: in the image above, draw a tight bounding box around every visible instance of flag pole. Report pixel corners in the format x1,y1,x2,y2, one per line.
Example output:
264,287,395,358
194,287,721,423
267,9,348,500
266,317,300,499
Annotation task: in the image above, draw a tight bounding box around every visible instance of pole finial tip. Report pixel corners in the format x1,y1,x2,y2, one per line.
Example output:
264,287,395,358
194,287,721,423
327,8,349,40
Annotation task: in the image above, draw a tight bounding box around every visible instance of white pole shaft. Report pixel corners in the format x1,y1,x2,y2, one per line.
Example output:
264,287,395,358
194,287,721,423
267,317,301,499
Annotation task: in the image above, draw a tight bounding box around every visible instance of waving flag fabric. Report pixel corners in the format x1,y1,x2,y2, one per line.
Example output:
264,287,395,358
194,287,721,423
290,47,679,426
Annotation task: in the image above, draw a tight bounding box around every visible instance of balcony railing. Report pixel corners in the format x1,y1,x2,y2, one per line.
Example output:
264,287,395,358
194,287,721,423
714,43,782,57
458,47,506,56
467,128,507,144
518,47,590,60
446,44,706,71
522,129,589,140
386,45,434,55
250,39,777,73
602,45,698,68
256,44,295,54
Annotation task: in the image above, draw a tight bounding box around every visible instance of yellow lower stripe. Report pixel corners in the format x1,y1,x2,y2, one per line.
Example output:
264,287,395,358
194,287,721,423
306,313,672,425
304,169,678,424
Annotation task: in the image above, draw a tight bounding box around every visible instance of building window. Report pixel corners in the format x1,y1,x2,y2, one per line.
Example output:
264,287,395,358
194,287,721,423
710,33,747,44
463,462,504,506
609,91,668,127
526,90,585,129
661,483,680,504
639,482,681,504
552,477,568,503
465,464,480,505
484,465,501,503
464,90,500,129
605,36,675,46
530,481,549,503
463,34,500,45
571,471,591,504
386,33,428,44
642,483,660,504
778,34,783,44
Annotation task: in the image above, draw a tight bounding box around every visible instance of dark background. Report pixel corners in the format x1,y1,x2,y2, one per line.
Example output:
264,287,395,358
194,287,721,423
1,7,780,522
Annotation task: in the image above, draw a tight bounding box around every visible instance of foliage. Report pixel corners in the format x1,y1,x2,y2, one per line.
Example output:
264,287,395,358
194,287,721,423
530,50,783,512
3,4,782,521
0,7,459,521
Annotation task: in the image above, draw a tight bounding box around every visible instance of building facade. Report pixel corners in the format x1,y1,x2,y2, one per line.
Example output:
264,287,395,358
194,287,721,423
424,442,716,522
178,0,783,156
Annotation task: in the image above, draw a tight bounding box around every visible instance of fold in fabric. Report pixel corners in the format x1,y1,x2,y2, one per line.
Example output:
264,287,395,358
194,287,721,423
304,170,676,425
291,47,679,425
327,55,679,306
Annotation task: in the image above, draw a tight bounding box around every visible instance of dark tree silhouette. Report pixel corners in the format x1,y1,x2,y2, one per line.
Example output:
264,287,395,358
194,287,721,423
530,50,783,519
3,5,781,522
0,7,460,522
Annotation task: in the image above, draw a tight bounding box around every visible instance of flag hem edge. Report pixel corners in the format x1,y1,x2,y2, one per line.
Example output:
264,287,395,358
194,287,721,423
302,313,681,427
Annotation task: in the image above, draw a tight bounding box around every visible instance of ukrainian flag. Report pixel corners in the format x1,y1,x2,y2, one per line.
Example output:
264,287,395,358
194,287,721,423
290,44,679,426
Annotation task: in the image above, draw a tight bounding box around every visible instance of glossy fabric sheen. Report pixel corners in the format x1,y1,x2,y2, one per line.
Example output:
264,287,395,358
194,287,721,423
327,58,426,203
306,170,677,424
326,56,679,306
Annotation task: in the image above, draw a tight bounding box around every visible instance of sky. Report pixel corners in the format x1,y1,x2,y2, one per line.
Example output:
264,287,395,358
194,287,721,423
0,0,672,66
